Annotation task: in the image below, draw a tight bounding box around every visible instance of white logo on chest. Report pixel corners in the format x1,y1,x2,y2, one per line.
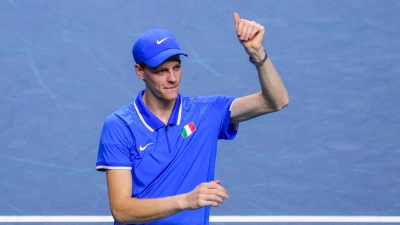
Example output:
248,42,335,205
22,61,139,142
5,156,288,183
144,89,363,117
139,143,154,151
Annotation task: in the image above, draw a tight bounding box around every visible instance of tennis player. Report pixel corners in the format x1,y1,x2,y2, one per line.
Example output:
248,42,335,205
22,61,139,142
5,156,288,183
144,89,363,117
96,12,289,225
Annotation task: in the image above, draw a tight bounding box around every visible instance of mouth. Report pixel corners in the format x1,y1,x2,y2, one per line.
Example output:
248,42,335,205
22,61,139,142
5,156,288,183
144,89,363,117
164,85,179,90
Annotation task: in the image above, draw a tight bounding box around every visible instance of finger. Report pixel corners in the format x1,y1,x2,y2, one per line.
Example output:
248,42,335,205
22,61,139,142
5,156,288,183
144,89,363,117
211,180,221,185
205,194,226,205
196,192,224,207
207,181,226,192
211,194,226,204
200,182,229,199
214,189,229,200
233,12,240,29
237,20,254,40
211,181,227,193
243,23,256,41
248,24,262,40
207,186,229,200
201,199,220,207
236,19,244,36
207,181,222,187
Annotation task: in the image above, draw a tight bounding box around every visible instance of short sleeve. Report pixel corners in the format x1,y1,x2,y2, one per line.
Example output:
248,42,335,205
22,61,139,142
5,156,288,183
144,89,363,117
217,96,239,140
96,115,135,171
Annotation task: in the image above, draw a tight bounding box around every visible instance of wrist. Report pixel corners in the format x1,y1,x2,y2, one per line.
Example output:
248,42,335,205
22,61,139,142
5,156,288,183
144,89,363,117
247,47,265,61
249,49,268,67
176,194,189,210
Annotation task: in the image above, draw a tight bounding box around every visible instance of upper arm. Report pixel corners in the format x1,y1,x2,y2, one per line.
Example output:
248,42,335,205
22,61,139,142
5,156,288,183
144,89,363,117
106,169,133,210
96,117,135,171
230,92,276,123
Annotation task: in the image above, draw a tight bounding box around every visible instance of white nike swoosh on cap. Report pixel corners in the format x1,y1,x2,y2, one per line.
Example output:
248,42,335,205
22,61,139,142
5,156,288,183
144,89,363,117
157,37,168,44
139,143,154,151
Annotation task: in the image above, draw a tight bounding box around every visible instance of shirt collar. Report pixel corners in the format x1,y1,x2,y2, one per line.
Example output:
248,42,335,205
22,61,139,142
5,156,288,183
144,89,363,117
133,90,182,132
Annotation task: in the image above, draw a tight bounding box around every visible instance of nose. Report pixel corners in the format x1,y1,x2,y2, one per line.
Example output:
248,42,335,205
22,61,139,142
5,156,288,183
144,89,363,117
167,69,177,83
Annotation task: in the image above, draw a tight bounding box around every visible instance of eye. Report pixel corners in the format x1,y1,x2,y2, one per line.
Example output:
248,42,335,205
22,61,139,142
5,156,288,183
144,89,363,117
173,65,181,71
155,69,167,74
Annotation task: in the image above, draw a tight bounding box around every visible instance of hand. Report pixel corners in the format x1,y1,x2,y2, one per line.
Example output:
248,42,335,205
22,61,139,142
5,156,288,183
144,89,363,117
233,12,265,53
184,180,229,209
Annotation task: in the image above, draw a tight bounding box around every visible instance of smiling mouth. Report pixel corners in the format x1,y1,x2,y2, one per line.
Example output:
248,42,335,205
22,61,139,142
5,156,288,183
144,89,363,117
165,85,178,90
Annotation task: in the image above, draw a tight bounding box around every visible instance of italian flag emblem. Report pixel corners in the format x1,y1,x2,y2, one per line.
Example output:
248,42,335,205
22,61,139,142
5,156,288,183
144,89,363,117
181,122,196,138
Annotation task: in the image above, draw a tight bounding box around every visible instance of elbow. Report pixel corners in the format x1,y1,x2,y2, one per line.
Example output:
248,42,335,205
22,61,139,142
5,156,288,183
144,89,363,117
272,96,289,111
111,206,135,225
111,209,128,225
281,96,290,109
111,206,151,225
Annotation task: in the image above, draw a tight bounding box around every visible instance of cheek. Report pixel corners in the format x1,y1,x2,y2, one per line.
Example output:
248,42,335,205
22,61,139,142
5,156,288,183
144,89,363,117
175,71,183,80
146,77,165,90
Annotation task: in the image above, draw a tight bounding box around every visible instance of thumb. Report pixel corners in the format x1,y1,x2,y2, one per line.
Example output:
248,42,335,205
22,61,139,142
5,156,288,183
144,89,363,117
233,12,240,25
211,180,221,185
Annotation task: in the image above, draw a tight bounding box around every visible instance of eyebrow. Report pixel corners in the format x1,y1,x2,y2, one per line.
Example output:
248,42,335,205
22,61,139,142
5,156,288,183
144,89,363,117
151,61,181,71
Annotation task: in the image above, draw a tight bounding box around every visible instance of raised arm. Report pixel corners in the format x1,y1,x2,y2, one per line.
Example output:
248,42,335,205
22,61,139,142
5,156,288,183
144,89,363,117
106,170,229,224
230,12,289,123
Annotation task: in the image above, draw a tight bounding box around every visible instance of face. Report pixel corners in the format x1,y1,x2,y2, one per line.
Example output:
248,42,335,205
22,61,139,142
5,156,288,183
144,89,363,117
135,60,182,103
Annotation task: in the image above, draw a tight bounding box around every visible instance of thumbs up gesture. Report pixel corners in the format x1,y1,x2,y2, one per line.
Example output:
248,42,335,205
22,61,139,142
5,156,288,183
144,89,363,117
233,12,265,53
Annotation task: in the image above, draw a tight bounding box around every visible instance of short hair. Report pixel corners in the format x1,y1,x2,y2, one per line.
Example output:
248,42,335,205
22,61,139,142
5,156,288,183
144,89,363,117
140,54,181,70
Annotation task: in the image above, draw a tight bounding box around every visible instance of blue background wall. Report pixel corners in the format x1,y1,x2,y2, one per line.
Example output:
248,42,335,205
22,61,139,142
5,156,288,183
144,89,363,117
1,0,399,223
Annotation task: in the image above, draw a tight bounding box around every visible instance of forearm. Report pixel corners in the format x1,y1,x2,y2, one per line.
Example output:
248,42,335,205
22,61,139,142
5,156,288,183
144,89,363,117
233,12,289,113
249,47,289,110
106,170,190,224
110,194,187,224
109,180,228,224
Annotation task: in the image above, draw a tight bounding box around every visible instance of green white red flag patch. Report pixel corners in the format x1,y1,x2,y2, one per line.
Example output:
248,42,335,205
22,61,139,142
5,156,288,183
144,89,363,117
181,122,196,138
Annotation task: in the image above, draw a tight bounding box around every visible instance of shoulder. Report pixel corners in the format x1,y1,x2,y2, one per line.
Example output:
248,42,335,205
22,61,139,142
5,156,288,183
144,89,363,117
101,103,138,137
100,104,137,144
104,103,136,126
182,94,236,105
180,94,237,117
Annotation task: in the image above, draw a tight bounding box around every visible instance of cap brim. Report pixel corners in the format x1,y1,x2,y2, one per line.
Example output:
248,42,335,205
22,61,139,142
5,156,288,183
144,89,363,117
144,49,188,68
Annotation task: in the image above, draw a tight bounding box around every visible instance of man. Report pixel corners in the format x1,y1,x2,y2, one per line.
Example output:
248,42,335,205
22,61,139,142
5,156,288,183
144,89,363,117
96,12,289,225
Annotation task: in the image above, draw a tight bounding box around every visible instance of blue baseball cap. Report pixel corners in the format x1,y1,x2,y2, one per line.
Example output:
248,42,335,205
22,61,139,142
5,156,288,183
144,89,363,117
132,29,188,68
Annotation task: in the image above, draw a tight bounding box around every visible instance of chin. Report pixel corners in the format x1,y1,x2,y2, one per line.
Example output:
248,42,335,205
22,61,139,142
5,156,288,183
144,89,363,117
165,93,179,101
163,87,179,97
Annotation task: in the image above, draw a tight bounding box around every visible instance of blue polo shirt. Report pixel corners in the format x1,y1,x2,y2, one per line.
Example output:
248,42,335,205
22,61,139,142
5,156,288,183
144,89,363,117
96,90,238,225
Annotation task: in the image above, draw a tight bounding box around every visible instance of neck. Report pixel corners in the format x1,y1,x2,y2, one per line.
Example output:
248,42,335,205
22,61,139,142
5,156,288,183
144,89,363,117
142,92,176,124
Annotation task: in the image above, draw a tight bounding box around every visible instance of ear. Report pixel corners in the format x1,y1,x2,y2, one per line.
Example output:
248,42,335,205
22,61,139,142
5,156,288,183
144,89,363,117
135,64,145,80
